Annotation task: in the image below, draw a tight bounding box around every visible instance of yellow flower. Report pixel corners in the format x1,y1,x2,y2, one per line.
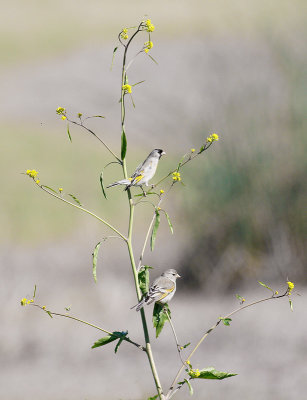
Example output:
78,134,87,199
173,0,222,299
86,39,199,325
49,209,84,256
21,298,27,306
287,281,294,295
157,207,161,211
61,115,67,120
275,291,279,295
123,28,128,34
122,84,132,94
36,180,40,184
189,368,200,378
26,169,38,179
172,171,181,182
206,133,220,143
56,107,66,115
186,360,191,365
191,148,195,153
160,189,164,194
27,299,34,304
42,306,46,310
77,113,83,118
242,298,246,302
59,187,63,192
206,137,213,143
145,19,155,32
121,29,129,40
144,48,149,53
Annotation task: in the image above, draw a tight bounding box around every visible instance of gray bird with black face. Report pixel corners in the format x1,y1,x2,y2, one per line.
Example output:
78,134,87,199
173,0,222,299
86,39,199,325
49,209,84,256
107,149,166,190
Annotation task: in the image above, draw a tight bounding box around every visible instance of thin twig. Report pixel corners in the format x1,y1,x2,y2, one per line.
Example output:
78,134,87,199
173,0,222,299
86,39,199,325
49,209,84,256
31,304,145,351
164,308,187,367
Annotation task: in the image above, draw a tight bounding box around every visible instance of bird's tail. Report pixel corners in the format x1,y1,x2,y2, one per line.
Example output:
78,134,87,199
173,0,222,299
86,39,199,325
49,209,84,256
106,179,131,188
131,297,146,312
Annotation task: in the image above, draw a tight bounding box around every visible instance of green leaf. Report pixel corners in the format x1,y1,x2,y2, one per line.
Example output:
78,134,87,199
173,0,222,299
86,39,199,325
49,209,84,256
182,342,191,349
289,298,294,311
147,396,158,400
146,53,158,65
92,242,101,283
92,331,127,349
114,331,128,353
258,281,274,293
199,145,205,154
121,130,127,160
100,171,107,199
41,185,58,194
68,193,82,206
220,317,232,326
153,303,170,338
111,46,118,70
138,265,152,295
46,310,53,319
197,367,237,380
164,211,174,234
67,123,72,142
33,284,37,299
132,80,145,87
184,379,194,396
150,210,160,251
65,305,71,312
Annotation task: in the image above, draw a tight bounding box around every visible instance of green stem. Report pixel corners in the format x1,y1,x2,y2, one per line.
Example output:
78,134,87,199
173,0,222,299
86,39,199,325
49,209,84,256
39,184,127,241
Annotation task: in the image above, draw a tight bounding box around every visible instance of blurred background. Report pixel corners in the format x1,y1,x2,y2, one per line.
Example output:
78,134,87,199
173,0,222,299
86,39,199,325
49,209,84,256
1,1,306,399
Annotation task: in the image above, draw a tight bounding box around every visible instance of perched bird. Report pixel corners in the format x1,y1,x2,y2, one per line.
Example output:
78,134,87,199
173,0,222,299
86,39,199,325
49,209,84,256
107,149,165,190
133,269,181,312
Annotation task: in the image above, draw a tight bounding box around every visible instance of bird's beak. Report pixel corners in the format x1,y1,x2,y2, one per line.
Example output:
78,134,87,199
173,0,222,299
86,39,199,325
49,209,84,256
176,273,181,278
162,151,166,156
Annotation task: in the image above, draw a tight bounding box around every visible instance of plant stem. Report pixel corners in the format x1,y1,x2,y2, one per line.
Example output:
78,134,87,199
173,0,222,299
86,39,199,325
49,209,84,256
32,304,145,351
39,184,127,241
166,290,289,399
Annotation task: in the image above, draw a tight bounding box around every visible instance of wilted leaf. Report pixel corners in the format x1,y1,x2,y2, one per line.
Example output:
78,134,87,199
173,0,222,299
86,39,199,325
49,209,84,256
258,281,274,293
67,123,72,142
138,265,152,295
121,130,127,160
68,193,82,206
92,331,127,349
197,367,237,380
153,303,170,338
92,242,101,283
184,379,193,396
150,210,160,251
100,171,107,199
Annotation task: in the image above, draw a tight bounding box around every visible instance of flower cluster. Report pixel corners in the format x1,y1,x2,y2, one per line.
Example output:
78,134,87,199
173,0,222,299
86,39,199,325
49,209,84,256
56,106,67,120
144,41,153,53
21,298,34,306
26,169,40,184
145,19,155,32
206,133,219,143
287,281,294,295
188,368,200,378
172,171,181,182
121,28,128,40
122,84,132,94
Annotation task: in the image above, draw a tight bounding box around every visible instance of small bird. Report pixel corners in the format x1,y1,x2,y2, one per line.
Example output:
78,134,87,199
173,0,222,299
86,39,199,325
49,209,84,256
107,149,165,190
133,269,181,312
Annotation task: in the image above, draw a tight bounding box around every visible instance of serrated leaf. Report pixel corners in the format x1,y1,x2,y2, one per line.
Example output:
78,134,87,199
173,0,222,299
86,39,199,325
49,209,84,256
67,123,72,142
100,171,107,199
33,284,37,299
164,211,174,234
121,130,127,160
68,193,82,206
111,46,118,70
41,185,58,194
92,331,127,349
197,367,237,380
92,242,101,283
258,281,274,293
184,379,194,396
150,211,160,251
138,265,152,295
153,303,170,338
114,331,128,353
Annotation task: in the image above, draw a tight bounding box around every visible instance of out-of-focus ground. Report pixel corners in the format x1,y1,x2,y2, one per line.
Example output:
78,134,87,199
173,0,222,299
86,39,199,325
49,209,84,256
1,1,306,399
